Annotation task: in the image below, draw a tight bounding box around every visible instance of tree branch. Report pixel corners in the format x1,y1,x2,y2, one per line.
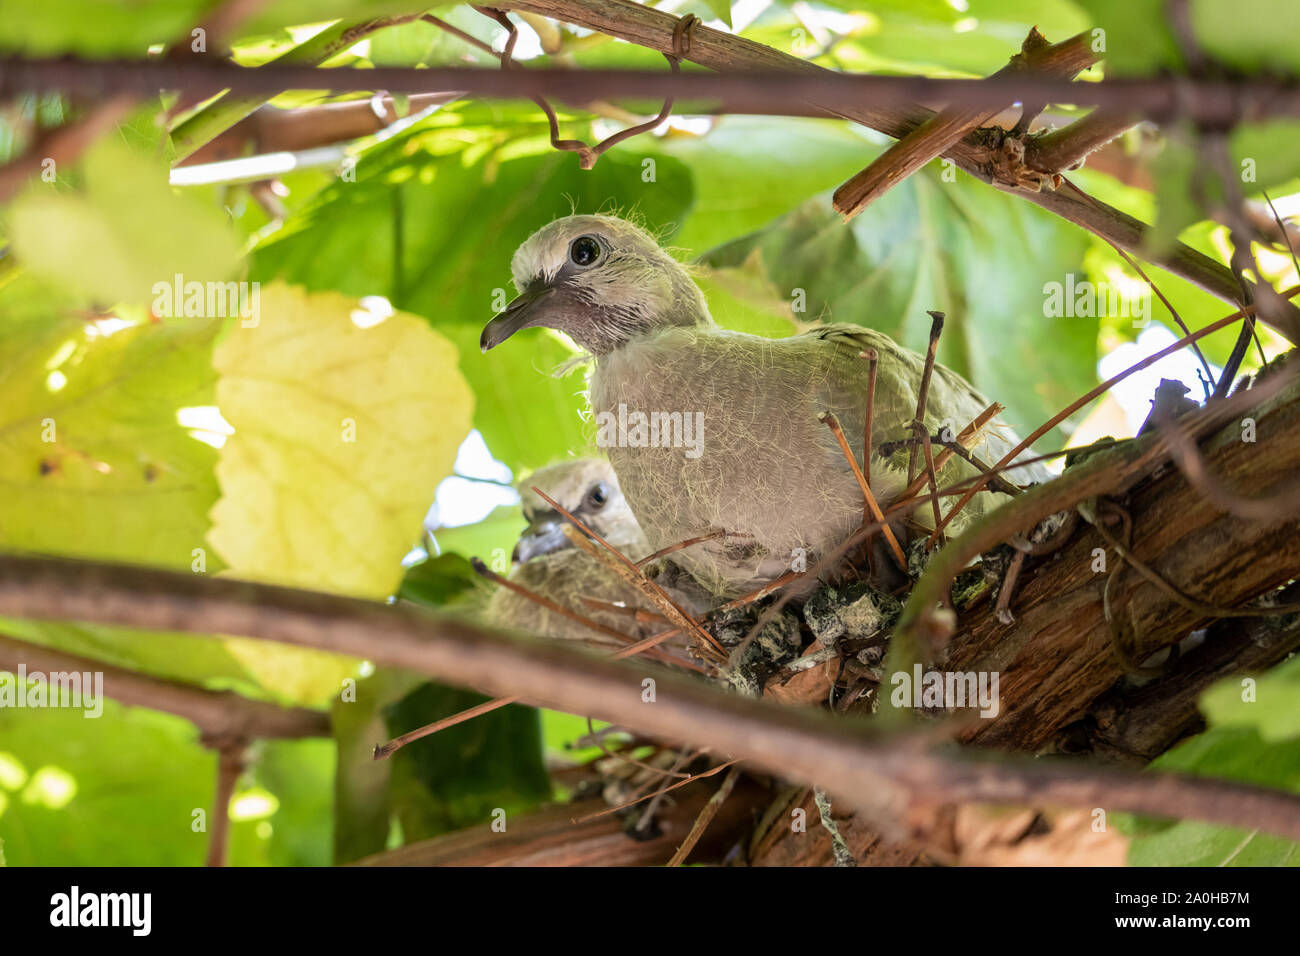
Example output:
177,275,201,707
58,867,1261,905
2,553,1300,839
494,0,1300,343
0,633,329,739
833,28,1097,218
1026,110,1140,175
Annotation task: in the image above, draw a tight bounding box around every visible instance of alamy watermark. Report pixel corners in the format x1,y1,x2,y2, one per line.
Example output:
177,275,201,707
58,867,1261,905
595,403,704,459
1044,273,1151,328
889,664,1000,718
0,666,104,718
152,274,260,326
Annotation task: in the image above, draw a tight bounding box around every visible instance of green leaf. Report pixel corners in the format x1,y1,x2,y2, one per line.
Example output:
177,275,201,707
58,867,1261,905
7,140,241,307
700,0,733,29
1124,727,1300,866
658,118,886,253
208,282,474,703
699,172,1094,443
0,273,220,566
0,0,209,55
0,698,215,865
384,681,550,843
1200,653,1300,743
1190,0,1300,74
396,552,481,608
209,282,473,600
331,663,549,862
431,503,523,567
1074,0,1183,75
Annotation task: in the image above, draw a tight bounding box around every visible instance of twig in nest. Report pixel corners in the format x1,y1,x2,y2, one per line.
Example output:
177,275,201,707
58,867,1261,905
372,624,688,759
908,310,945,484
534,486,726,659
580,597,670,626
881,431,1022,498
667,764,743,866
993,548,1027,626
587,716,694,781
469,555,638,646
572,759,739,824
914,420,944,533
634,746,695,833
926,284,1300,547
892,402,1006,506
635,529,744,568
818,411,907,566
714,570,805,613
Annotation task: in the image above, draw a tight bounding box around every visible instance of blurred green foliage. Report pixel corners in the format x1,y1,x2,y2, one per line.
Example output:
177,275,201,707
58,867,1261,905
0,0,1296,866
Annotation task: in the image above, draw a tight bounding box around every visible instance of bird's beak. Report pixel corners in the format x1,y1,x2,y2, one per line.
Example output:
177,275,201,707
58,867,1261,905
512,515,569,563
481,284,554,352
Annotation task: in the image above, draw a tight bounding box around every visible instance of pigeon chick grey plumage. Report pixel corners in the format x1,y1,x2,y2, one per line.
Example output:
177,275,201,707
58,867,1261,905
481,215,1047,597
486,457,707,646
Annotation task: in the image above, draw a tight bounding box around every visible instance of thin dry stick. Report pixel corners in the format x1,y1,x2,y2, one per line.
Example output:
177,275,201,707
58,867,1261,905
372,624,686,759
469,556,637,647
587,716,694,780
635,746,696,832
635,529,738,568
926,285,1300,546
907,310,946,484
534,487,725,658
893,402,1005,504
667,763,743,866
818,411,907,566
580,597,669,625
916,421,944,533
714,570,805,613
479,5,685,169
572,759,740,823
1063,178,1214,386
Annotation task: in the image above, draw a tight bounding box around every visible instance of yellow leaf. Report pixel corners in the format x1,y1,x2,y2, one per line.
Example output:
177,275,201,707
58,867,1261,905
209,283,473,702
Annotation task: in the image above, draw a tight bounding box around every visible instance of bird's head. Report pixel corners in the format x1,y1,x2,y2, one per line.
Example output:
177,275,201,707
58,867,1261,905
480,214,711,356
513,457,646,563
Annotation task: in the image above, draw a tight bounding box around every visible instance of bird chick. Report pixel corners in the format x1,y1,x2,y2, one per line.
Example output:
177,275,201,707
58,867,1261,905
486,457,705,647
482,215,1046,596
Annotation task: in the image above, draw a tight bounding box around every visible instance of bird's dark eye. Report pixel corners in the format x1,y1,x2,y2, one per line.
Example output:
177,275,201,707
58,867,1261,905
585,481,609,510
569,236,602,267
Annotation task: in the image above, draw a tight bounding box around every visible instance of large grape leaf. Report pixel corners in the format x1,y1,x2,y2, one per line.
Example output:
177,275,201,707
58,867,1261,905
1124,727,1300,866
7,139,241,307
1125,648,1300,866
1199,653,1300,744
0,273,220,566
209,282,474,703
700,171,1094,443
